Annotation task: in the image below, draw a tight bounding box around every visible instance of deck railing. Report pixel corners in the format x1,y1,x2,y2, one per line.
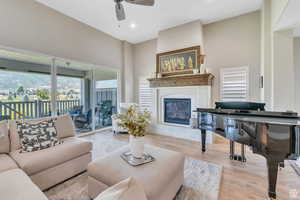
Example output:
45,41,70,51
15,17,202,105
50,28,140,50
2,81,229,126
0,99,80,120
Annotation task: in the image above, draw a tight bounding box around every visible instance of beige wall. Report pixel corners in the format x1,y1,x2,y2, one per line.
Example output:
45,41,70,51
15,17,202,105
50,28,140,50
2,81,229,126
122,41,134,103
203,11,261,103
157,21,204,53
133,39,157,102
133,11,261,104
0,0,123,70
273,30,294,111
294,38,300,112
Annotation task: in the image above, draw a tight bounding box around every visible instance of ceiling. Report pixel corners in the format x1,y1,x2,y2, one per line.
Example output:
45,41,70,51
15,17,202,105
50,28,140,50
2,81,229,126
272,0,300,37
294,27,300,37
35,0,262,44
0,49,118,80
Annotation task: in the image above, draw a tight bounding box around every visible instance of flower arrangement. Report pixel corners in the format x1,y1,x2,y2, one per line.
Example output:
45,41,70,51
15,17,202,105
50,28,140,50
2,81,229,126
117,105,151,137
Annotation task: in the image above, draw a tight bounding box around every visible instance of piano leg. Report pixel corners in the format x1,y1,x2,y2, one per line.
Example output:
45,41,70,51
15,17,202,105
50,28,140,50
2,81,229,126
230,142,247,162
241,144,246,162
230,141,235,160
266,157,279,199
201,129,206,152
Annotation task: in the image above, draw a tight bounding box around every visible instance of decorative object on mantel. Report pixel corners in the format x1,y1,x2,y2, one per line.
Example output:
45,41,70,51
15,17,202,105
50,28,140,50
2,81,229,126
205,67,212,74
156,46,205,77
157,72,162,78
148,73,214,88
116,105,151,158
151,72,156,78
193,68,199,74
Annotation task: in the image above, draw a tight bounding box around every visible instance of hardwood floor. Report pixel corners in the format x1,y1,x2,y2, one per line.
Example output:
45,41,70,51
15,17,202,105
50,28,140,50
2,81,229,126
84,131,300,200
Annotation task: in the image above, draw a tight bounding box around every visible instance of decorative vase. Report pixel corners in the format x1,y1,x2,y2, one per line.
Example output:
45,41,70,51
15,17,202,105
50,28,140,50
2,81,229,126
130,135,145,159
193,68,199,74
200,64,205,74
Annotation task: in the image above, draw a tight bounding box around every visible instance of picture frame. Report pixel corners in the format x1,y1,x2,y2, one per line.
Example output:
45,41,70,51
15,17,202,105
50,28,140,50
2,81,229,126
156,46,203,77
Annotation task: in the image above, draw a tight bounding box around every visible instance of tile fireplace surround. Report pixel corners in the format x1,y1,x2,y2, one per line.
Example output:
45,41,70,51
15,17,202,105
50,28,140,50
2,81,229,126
149,85,213,143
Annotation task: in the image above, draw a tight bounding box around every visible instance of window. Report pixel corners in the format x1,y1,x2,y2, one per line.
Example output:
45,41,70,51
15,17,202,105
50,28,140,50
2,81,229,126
220,66,249,102
139,78,153,112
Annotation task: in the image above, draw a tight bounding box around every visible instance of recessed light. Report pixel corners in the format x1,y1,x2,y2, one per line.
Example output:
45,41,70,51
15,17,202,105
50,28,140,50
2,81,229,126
130,23,136,29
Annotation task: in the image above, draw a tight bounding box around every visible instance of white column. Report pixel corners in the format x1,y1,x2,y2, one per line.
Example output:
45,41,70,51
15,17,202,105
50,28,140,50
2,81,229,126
90,70,96,131
50,58,57,116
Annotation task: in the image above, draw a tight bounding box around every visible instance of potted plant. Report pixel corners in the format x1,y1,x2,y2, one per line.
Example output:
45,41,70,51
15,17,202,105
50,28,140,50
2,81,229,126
117,105,151,158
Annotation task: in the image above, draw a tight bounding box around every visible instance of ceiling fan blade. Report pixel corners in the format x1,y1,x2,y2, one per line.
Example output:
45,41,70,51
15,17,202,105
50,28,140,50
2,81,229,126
115,2,126,21
125,0,155,6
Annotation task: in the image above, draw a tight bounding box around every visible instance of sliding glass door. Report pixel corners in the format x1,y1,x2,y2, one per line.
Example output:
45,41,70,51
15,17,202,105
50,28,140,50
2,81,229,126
92,68,118,131
0,48,119,135
0,49,53,120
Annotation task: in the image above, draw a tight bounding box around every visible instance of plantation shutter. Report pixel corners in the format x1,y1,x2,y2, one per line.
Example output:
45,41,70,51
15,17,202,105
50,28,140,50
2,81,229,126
220,67,249,102
139,78,153,112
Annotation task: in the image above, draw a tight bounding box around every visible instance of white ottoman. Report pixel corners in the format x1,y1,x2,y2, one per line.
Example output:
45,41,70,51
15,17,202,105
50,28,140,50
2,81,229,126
88,145,185,200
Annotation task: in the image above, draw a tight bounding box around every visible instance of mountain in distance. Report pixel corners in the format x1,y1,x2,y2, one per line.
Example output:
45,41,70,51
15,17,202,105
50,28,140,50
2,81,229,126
0,71,81,91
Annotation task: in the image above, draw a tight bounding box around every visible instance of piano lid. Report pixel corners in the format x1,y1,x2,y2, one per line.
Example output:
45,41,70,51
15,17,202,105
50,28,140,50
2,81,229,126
195,108,300,126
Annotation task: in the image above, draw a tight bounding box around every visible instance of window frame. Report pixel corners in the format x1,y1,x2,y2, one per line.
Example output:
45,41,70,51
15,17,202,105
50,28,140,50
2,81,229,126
220,66,250,102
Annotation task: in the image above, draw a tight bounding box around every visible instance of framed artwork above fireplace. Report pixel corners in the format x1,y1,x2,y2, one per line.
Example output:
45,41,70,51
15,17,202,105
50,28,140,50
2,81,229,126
156,46,204,77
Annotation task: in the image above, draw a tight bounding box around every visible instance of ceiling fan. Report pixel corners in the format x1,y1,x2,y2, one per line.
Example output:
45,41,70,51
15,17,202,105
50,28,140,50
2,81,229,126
114,0,155,21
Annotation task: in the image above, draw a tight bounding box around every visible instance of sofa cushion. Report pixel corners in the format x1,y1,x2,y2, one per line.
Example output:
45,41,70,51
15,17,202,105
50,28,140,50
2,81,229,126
16,119,63,153
0,120,9,153
9,115,76,151
10,137,92,175
95,177,147,200
0,154,18,173
0,169,48,200
55,115,76,139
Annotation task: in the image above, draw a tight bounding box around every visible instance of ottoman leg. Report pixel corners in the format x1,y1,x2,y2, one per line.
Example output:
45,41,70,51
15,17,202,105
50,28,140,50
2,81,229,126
176,185,183,196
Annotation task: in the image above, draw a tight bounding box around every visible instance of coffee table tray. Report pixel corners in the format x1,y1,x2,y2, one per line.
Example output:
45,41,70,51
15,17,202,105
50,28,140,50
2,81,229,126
121,151,155,166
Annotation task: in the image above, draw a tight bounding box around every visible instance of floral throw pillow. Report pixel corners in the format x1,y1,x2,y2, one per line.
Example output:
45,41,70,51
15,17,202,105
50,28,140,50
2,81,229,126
16,119,63,153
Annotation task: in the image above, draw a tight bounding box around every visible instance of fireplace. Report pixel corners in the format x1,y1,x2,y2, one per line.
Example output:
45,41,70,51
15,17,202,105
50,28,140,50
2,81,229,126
164,98,191,125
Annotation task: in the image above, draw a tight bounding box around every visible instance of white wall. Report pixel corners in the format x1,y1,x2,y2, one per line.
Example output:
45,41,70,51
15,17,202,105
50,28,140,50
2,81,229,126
261,0,273,109
261,0,296,111
294,38,300,112
157,21,204,53
0,0,123,70
271,0,289,27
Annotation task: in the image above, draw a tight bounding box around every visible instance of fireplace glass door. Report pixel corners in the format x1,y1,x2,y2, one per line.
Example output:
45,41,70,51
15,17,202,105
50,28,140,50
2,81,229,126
164,98,191,125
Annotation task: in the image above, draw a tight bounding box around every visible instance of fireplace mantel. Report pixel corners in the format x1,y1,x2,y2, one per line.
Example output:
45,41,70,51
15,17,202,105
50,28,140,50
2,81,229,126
148,73,214,88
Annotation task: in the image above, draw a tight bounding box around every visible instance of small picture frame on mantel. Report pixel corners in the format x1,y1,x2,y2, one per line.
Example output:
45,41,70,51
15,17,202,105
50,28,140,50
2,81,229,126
156,46,205,77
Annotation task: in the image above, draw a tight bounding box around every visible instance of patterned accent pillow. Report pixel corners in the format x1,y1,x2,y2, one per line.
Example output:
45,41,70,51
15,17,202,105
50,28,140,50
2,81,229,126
16,119,63,153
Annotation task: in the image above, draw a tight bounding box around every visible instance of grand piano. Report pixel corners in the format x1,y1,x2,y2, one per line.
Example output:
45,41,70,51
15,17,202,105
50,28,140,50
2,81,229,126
196,102,300,199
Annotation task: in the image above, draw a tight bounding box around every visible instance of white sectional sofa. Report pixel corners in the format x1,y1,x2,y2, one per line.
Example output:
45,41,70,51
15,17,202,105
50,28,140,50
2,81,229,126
0,115,93,199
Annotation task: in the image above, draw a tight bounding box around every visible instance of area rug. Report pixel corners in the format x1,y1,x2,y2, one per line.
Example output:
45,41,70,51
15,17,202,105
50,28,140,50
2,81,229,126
290,160,300,176
45,134,223,200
